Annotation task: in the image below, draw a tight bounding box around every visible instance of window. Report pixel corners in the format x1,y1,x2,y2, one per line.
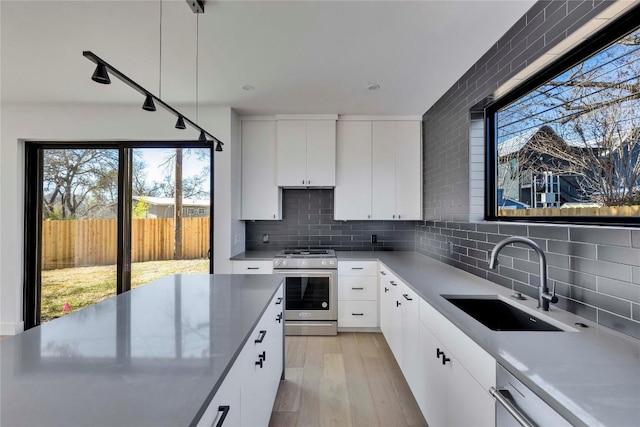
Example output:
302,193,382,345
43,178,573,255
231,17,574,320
24,142,213,329
487,10,640,223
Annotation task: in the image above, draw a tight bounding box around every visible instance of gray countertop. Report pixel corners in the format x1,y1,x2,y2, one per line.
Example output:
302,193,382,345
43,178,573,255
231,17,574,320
0,274,283,427
337,251,640,427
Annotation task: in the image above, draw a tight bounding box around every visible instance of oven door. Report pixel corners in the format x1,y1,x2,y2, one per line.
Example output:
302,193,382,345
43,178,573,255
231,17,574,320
279,270,337,321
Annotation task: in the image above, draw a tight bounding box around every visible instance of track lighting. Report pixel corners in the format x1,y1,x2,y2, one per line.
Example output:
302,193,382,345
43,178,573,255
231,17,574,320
83,51,224,150
142,94,156,112
175,116,186,130
91,63,111,84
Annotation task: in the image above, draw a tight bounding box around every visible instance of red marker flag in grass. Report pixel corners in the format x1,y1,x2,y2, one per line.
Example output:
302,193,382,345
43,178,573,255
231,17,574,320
63,302,70,313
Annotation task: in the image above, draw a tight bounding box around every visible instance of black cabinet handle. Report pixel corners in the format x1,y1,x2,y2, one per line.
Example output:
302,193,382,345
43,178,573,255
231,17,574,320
259,350,266,361
442,355,451,365
276,313,283,323
384,287,389,293
403,294,413,301
396,301,401,307
351,313,364,316
275,297,283,305
436,348,444,359
215,405,230,427
351,287,364,290
390,281,397,286
380,271,387,275
256,358,263,368
351,267,364,270
254,330,267,344
247,267,260,270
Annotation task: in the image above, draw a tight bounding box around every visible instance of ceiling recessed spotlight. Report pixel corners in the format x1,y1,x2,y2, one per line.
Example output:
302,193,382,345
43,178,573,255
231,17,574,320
242,84,254,91
367,83,381,91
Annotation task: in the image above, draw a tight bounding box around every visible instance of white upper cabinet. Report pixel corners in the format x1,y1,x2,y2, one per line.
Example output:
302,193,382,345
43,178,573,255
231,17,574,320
241,120,282,220
335,119,422,220
372,120,422,220
335,121,372,220
276,118,336,187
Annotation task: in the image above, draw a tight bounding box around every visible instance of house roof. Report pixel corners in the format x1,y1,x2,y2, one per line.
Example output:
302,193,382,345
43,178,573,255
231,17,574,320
132,196,209,207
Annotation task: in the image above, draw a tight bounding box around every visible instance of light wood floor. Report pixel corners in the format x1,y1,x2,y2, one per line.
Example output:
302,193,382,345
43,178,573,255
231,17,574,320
269,332,427,427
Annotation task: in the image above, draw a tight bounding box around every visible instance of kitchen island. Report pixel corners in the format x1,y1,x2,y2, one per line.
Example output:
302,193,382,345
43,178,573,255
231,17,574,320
0,274,284,427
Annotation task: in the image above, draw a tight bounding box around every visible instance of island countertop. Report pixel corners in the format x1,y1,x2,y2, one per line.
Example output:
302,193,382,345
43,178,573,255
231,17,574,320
0,274,284,427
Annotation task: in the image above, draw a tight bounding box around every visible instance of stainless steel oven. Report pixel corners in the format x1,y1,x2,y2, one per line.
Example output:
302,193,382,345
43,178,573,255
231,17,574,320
273,249,338,336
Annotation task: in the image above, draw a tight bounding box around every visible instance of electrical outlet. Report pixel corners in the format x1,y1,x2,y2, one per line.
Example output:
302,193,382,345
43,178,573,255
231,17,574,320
448,241,454,255
262,234,269,244
371,234,377,244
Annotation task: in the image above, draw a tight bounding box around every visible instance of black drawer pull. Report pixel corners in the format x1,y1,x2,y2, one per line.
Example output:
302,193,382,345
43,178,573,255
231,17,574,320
380,271,387,275
351,287,364,290
351,267,364,270
403,294,413,301
384,287,389,293
442,355,451,365
436,348,444,359
276,313,283,323
254,330,267,343
396,301,401,307
256,358,263,368
247,267,260,270
259,350,266,361
275,297,283,305
390,281,397,286
352,313,364,316
215,405,230,427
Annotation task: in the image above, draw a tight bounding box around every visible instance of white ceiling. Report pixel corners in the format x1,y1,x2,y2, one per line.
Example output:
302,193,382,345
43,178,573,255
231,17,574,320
1,0,536,116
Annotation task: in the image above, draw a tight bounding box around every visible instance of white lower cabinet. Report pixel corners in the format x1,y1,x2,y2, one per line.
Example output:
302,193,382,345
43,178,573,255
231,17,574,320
418,298,495,427
378,265,403,362
338,261,378,329
399,284,420,402
196,284,283,427
232,261,273,275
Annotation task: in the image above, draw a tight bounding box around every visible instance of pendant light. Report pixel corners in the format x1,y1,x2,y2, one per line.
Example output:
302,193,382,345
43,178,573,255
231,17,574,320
175,116,186,129
142,94,156,111
91,63,111,84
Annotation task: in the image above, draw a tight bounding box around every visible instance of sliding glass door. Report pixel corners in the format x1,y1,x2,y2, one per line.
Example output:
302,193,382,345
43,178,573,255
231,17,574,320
24,142,213,329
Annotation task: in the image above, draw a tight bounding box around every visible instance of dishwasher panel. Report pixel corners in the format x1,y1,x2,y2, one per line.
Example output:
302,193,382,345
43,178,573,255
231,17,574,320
494,364,572,427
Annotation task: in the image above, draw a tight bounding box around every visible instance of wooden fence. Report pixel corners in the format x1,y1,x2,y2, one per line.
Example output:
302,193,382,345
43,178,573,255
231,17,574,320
499,205,640,217
42,218,210,271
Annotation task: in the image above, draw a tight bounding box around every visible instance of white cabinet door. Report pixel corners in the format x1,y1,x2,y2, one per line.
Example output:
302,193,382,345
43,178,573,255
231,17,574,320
335,121,372,220
277,120,307,186
379,269,393,340
232,261,273,275
241,120,281,220
372,121,396,220
395,121,422,220
306,120,336,186
447,353,495,427
196,351,245,427
418,323,447,427
400,284,420,401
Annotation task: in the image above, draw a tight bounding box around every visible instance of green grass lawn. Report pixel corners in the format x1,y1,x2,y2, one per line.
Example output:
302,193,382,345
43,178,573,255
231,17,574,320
41,259,209,322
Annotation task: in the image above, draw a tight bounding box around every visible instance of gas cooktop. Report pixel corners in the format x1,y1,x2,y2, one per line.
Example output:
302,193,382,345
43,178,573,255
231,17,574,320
273,249,336,269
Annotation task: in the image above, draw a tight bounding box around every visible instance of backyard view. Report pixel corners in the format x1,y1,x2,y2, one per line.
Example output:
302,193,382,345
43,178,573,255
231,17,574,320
39,147,211,323
496,26,640,217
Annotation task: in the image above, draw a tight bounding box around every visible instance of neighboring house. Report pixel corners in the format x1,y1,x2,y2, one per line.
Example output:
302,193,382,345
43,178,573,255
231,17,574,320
132,196,210,218
497,126,594,207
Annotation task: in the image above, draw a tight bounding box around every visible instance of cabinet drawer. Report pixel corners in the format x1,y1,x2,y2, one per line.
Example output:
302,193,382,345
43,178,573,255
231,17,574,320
232,261,273,275
338,261,377,276
419,298,495,391
338,276,377,300
338,301,378,327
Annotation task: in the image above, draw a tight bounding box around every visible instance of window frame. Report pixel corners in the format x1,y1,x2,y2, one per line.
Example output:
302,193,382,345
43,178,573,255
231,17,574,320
485,4,640,225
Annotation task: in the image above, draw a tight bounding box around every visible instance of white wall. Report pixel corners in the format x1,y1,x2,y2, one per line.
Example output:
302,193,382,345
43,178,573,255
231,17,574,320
0,103,240,334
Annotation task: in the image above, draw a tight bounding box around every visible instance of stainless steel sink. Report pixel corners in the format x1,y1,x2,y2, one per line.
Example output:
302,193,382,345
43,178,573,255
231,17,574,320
443,295,564,331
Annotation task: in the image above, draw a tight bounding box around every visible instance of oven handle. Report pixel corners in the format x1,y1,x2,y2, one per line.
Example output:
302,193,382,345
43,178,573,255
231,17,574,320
489,387,535,427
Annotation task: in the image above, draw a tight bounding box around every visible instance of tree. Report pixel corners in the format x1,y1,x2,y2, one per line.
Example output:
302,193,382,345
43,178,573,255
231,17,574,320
42,149,119,219
497,29,640,206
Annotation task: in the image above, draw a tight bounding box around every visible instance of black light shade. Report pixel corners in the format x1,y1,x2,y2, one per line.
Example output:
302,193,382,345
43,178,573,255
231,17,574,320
142,94,156,111
175,116,186,130
215,140,223,152
199,130,207,142
91,63,111,84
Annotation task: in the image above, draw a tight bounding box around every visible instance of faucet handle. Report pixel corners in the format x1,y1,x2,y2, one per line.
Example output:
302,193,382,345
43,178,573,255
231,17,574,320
549,281,559,304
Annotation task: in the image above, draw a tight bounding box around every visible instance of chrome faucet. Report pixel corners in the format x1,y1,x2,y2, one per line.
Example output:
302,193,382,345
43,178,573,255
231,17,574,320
489,236,558,311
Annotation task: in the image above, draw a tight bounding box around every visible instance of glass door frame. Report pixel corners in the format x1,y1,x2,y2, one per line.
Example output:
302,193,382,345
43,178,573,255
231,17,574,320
24,140,215,329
